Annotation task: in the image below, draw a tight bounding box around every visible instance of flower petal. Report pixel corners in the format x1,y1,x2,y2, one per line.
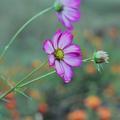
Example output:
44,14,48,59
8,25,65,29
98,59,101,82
64,44,81,54
58,31,73,49
64,7,80,22
52,29,62,49
43,40,54,54
61,61,73,83
57,13,73,29
55,60,64,76
48,54,55,66
61,0,80,8
64,53,82,67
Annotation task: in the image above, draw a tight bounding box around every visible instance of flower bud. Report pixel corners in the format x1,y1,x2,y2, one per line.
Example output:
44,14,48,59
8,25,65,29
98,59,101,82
93,51,109,64
54,2,63,12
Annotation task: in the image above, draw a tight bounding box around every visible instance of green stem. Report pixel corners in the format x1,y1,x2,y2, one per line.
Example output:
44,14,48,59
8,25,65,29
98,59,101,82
18,70,56,88
19,61,47,84
0,87,15,100
0,6,53,59
0,61,47,99
82,57,92,62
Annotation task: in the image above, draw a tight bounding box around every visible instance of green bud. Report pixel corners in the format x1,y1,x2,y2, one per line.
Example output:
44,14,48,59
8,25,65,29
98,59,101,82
54,2,63,12
93,51,109,64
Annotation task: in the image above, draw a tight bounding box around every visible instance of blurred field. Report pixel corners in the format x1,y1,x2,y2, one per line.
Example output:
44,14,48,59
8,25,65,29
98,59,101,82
0,0,120,120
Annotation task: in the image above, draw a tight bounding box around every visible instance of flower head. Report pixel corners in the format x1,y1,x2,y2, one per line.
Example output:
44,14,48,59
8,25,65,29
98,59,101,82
93,51,109,64
54,0,81,30
43,29,82,83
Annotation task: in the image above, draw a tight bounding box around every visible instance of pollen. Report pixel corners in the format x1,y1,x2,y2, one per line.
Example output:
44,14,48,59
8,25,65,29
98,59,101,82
54,49,64,60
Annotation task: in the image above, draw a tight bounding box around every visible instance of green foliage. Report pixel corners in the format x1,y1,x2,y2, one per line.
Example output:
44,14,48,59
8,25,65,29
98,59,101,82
0,0,120,120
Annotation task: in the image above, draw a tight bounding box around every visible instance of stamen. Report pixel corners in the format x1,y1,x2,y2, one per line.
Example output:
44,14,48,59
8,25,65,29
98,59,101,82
54,49,64,60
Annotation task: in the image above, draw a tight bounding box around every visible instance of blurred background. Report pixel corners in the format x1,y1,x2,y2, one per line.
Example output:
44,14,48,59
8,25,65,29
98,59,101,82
0,0,120,120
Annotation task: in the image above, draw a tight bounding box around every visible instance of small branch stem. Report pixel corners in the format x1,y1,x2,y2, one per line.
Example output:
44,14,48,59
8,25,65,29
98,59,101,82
0,6,53,60
18,70,56,88
19,61,47,84
0,61,47,100
82,57,92,62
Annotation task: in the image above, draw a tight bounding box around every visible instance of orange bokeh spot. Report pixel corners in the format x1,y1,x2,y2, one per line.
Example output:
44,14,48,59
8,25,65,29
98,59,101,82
38,103,48,114
85,96,101,109
97,107,111,120
5,92,14,100
67,110,87,120
5,99,16,110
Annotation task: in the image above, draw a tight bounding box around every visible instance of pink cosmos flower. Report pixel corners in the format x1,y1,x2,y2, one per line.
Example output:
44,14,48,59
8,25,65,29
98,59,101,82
54,0,81,29
43,30,82,83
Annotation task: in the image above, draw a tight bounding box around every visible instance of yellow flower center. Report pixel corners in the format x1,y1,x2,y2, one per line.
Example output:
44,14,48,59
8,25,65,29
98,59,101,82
54,49,64,60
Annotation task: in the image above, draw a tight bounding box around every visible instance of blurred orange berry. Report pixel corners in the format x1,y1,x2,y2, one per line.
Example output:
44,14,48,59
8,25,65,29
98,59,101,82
85,96,101,109
11,110,20,120
67,110,87,120
38,103,48,114
5,92,14,100
97,107,111,120
5,99,16,110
